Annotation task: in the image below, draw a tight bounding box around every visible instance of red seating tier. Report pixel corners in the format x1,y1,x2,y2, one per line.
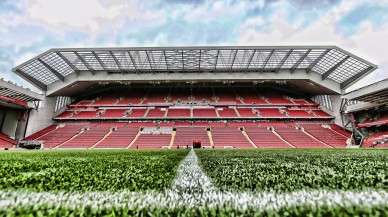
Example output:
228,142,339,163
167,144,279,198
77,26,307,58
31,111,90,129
193,109,217,117
275,128,328,148
212,127,253,148
173,127,210,147
245,127,292,148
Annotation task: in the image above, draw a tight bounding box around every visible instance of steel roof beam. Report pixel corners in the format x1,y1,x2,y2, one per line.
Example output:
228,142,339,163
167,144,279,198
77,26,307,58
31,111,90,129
306,49,330,74
262,49,275,70
246,50,256,70
75,52,95,75
198,49,201,72
109,51,124,72
322,56,350,80
163,50,169,71
290,49,311,73
14,69,47,91
341,66,377,89
127,51,138,72
230,50,238,70
181,50,184,71
145,51,154,73
56,52,80,75
91,51,108,71
275,49,293,73
214,50,220,71
37,59,64,82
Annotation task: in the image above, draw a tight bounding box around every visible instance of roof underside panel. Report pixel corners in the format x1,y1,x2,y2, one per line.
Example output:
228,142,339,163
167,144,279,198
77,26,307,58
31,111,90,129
12,46,377,89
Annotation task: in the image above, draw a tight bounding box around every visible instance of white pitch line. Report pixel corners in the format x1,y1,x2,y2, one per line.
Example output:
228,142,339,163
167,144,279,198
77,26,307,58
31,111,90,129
1,149,388,212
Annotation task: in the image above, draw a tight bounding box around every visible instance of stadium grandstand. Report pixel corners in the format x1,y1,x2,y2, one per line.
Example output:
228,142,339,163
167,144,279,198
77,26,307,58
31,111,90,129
0,78,43,149
8,45,387,149
342,79,388,148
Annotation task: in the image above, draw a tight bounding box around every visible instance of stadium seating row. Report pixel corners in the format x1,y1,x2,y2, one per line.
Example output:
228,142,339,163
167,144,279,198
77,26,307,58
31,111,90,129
22,122,349,149
71,87,319,106
0,133,17,148
55,108,331,119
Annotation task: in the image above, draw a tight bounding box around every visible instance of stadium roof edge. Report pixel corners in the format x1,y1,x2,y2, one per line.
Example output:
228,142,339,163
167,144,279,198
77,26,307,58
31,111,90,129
12,45,378,92
0,78,44,102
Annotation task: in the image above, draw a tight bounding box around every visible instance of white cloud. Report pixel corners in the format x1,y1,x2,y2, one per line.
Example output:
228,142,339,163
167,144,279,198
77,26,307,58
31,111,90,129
236,1,388,92
24,0,163,35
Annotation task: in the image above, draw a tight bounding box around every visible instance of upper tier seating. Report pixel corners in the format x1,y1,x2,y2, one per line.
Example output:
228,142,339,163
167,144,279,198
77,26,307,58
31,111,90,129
217,108,238,117
127,122,157,127
237,108,257,117
358,114,388,128
212,127,253,148
287,109,315,117
226,122,258,127
167,109,191,117
98,109,127,118
275,127,329,148
192,122,225,127
258,108,286,117
126,109,146,117
192,109,217,117
71,111,99,118
265,92,293,105
257,122,290,128
173,127,210,147
91,95,120,105
245,127,293,148
313,110,332,117
146,108,166,117
299,124,346,148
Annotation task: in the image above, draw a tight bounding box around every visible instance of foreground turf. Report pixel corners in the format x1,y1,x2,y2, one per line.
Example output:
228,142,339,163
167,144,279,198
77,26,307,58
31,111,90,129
0,149,189,192
196,149,388,192
1,149,388,216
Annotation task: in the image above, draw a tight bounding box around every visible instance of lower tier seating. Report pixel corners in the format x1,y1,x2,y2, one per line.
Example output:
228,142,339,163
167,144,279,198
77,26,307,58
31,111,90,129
173,127,210,147
131,133,171,149
245,127,293,148
22,122,352,149
211,127,253,148
299,124,347,148
0,133,17,148
95,128,138,148
275,127,329,148
362,131,388,148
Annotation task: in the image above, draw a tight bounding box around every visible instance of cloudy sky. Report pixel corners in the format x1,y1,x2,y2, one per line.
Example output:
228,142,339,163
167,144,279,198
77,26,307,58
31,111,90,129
0,0,387,92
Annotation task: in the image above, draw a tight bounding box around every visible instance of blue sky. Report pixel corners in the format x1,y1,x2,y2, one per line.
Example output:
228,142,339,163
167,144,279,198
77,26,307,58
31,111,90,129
0,0,387,92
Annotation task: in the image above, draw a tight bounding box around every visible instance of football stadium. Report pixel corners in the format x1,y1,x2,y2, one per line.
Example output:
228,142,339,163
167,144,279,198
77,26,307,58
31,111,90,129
0,45,387,215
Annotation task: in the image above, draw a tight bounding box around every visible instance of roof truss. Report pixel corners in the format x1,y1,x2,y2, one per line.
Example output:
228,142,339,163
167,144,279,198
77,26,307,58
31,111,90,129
12,46,377,91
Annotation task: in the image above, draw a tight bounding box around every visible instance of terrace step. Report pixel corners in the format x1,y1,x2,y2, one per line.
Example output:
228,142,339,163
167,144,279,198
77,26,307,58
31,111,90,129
234,107,241,117
271,130,296,148
215,109,220,118
143,108,150,117
241,130,258,148
126,130,142,149
207,130,215,147
89,129,113,149
169,130,176,148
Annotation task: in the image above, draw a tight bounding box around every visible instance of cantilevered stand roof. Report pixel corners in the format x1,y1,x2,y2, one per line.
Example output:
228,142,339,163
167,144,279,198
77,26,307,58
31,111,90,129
12,46,377,91
0,78,43,102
